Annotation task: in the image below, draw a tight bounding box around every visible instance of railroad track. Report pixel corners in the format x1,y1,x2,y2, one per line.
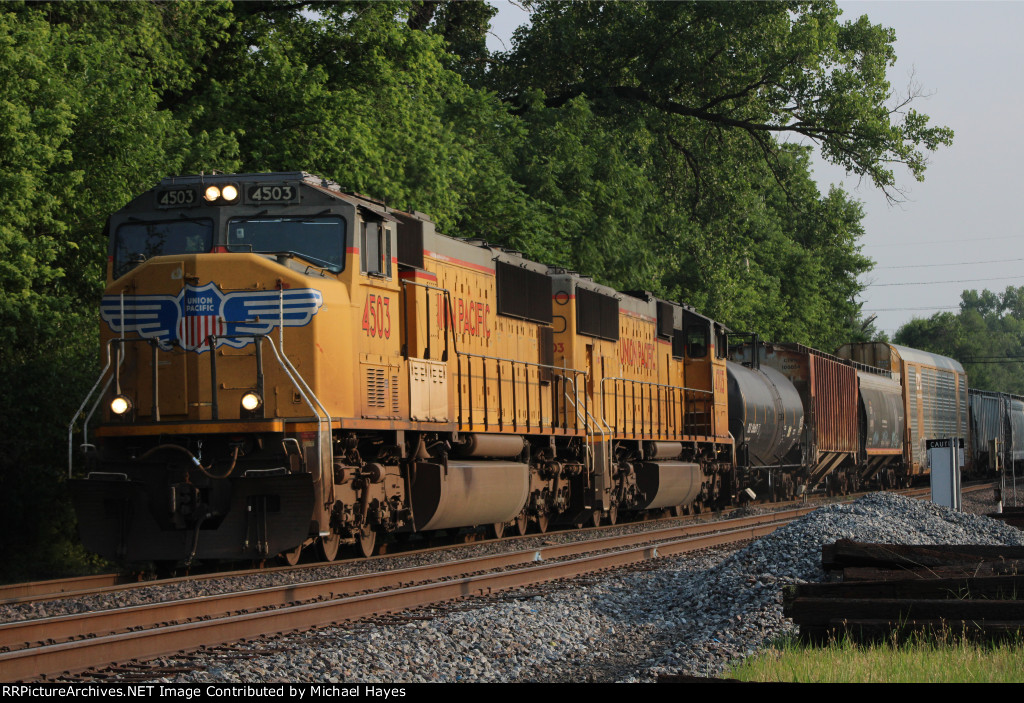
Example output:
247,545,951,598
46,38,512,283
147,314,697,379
4,482,985,608
0,481,997,681
0,508,810,681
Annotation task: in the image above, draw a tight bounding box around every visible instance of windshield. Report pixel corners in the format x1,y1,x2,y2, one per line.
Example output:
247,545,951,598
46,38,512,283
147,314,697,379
227,216,347,272
113,219,214,278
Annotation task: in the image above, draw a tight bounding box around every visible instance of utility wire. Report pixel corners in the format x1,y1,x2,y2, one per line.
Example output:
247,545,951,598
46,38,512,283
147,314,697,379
866,275,1024,288
875,257,1024,270
865,234,1023,247
863,305,961,311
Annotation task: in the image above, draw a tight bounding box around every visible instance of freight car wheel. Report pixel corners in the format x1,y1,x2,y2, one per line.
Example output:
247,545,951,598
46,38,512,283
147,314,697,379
357,525,379,558
489,522,505,539
591,509,603,527
318,533,340,562
514,511,529,536
536,512,550,533
607,505,618,525
280,543,303,566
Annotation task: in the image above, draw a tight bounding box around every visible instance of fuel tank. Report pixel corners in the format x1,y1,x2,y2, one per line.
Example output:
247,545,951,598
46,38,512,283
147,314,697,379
409,460,530,531
633,461,703,510
726,361,804,466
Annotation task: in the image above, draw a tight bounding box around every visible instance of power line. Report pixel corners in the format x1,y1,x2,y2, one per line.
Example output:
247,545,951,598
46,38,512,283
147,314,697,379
863,305,961,311
865,234,1023,248
963,355,1024,360
875,257,1024,270
866,275,1024,288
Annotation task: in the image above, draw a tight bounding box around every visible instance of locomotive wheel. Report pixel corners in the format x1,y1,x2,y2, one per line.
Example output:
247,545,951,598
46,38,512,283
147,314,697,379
513,511,529,536
607,505,618,526
280,543,303,566
591,509,604,527
318,533,340,562
357,525,379,558
536,512,550,533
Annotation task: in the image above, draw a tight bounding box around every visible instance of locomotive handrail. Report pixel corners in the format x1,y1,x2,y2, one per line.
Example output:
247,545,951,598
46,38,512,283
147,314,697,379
67,336,141,477
560,374,613,510
455,349,585,375
273,287,332,486
69,326,332,485
454,348,586,433
599,376,715,439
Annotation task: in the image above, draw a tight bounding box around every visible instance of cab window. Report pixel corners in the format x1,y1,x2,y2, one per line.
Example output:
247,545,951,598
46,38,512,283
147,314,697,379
686,326,708,358
113,219,213,278
360,221,392,278
227,216,346,273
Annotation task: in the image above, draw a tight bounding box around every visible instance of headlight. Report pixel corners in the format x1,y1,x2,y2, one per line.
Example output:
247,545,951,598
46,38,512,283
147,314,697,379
110,395,132,415
204,185,221,202
241,392,262,411
221,184,239,202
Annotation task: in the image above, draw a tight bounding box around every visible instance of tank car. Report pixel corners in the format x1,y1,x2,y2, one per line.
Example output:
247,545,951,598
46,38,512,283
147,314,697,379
68,171,734,566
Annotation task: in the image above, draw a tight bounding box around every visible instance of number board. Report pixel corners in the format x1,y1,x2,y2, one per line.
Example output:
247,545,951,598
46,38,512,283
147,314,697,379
244,183,300,205
155,187,198,208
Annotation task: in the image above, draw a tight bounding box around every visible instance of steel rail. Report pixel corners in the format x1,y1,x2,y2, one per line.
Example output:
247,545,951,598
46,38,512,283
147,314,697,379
0,574,125,603
0,509,809,654
0,504,762,607
0,516,796,681
2,482,992,607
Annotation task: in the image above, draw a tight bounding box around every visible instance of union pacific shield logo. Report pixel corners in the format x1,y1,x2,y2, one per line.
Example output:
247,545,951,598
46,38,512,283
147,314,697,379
178,284,227,351
100,282,324,353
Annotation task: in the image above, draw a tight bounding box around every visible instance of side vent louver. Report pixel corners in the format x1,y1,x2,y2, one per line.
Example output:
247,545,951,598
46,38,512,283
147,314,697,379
497,261,553,324
577,287,619,341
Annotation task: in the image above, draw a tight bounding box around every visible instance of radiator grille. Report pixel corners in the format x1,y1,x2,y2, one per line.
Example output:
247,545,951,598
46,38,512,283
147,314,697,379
366,367,387,408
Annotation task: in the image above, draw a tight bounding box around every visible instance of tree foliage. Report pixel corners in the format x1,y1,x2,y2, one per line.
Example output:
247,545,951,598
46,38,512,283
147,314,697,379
0,0,951,580
895,288,1024,395
494,1,952,200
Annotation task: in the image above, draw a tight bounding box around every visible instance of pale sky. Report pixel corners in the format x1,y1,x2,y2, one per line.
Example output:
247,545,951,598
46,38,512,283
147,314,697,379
487,1,1024,338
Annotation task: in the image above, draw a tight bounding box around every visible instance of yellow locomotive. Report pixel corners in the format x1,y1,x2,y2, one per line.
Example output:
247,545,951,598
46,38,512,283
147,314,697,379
69,172,734,565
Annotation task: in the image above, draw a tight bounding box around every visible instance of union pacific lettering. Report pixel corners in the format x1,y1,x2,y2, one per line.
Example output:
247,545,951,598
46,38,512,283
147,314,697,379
435,293,491,339
619,338,656,372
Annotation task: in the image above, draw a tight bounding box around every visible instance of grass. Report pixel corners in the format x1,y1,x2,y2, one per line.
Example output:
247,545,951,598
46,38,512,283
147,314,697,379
726,632,1024,683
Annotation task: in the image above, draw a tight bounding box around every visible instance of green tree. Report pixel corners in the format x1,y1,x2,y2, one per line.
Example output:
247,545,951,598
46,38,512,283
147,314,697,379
895,287,1024,394
494,1,952,200
0,1,237,580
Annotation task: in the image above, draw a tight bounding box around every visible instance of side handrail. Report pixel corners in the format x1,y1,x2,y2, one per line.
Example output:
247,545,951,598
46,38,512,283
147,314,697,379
274,287,332,485
68,337,126,477
454,348,586,432
599,375,715,438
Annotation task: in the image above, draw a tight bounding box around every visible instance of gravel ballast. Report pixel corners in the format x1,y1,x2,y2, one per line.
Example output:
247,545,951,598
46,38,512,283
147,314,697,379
121,489,1024,684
